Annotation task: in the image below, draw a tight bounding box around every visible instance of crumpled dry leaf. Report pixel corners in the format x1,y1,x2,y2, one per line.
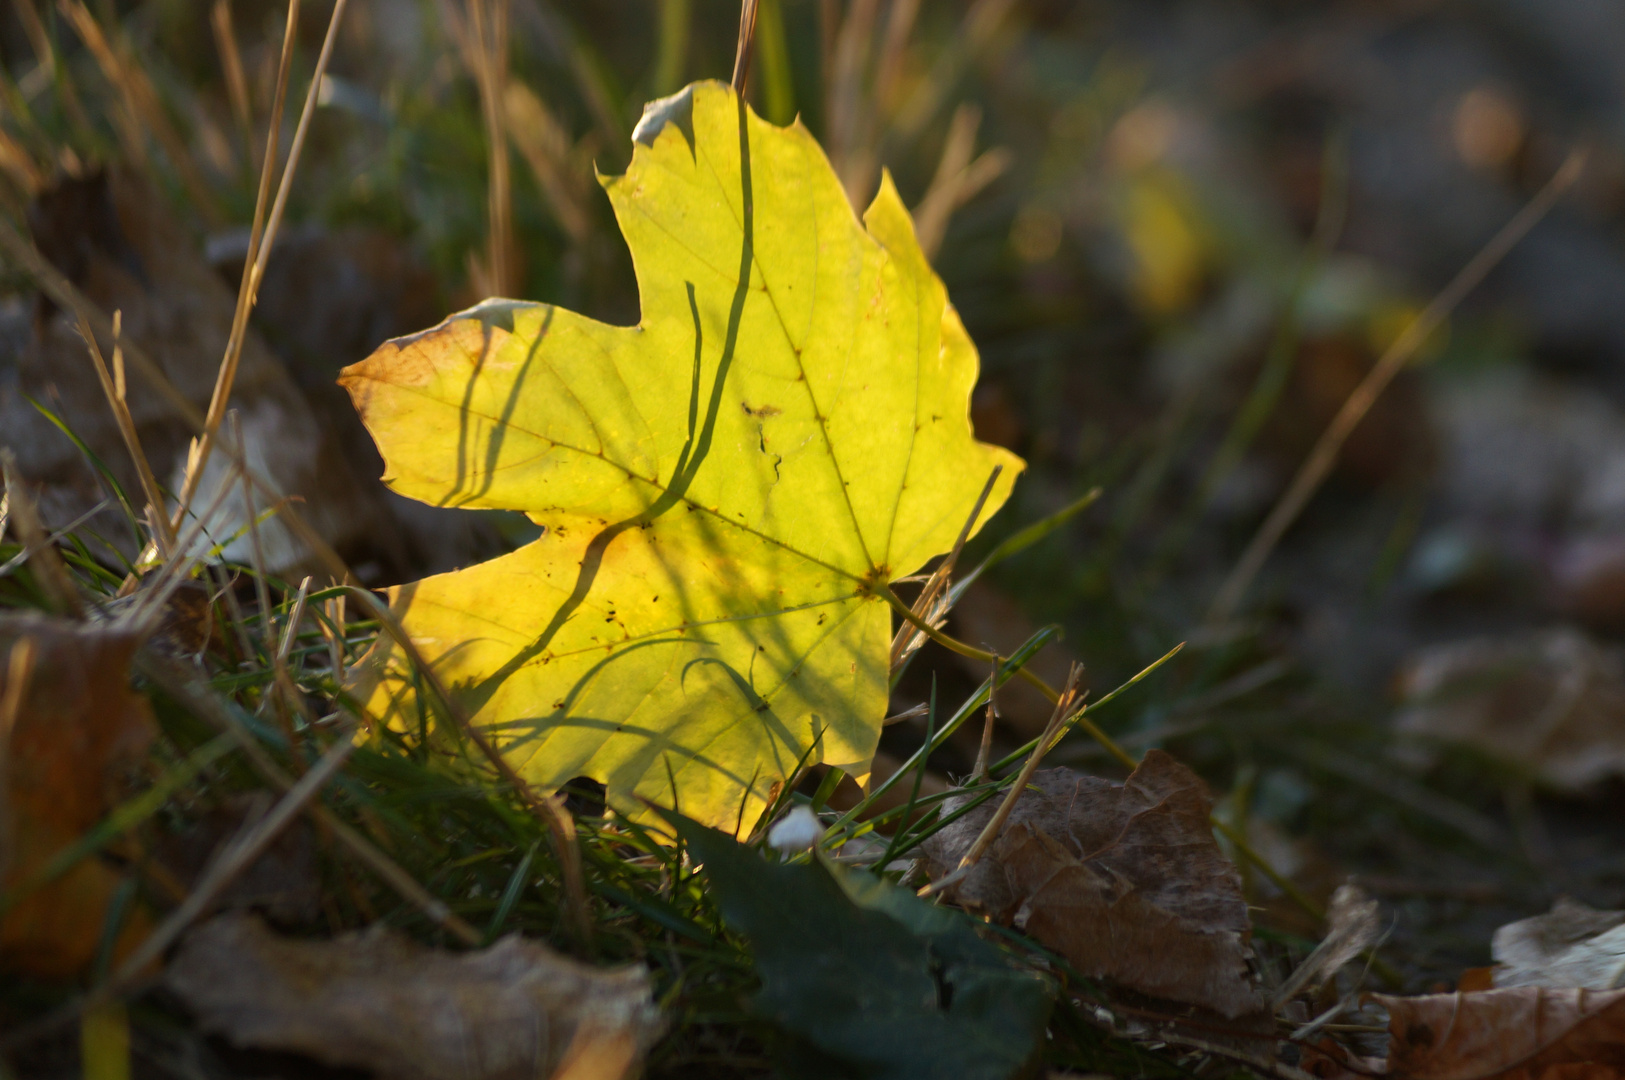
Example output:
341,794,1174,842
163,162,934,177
1394,627,1625,791
1491,898,1625,991
0,612,156,978
164,912,666,1080
922,750,1265,1018
1374,987,1625,1080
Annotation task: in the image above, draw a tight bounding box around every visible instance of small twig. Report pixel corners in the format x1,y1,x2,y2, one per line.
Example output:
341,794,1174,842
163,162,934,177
732,0,761,94
1208,147,1588,625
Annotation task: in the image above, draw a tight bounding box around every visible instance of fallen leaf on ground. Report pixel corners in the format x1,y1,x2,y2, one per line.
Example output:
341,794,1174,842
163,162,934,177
665,809,1052,1080
921,750,1265,1018
1491,898,1625,990
340,80,1021,833
163,912,665,1080
0,612,155,978
1394,627,1625,791
1374,987,1625,1080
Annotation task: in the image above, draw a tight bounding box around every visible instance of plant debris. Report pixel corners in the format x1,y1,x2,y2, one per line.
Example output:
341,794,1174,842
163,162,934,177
0,612,155,978
1490,898,1625,991
163,912,666,1080
922,750,1266,1018
1374,987,1625,1080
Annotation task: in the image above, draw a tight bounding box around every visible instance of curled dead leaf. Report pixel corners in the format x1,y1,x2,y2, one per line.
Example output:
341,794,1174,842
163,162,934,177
1491,898,1625,991
164,912,666,1080
0,612,155,979
1374,987,1625,1080
922,750,1266,1018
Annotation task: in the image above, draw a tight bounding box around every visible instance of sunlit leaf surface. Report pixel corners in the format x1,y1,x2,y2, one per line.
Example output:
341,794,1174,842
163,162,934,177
340,81,1021,831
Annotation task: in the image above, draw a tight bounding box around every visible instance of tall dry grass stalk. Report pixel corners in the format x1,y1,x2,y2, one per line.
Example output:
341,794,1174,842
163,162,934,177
59,0,223,225
456,0,517,298
210,0,257,172
173,0,352,536
911,103,1010,259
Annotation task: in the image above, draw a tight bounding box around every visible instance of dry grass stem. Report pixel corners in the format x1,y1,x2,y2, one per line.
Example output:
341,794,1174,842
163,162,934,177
894,0,1017,141
172,0,299,528
0,127,45,196
74,310,175,559
504,80,590,245
124,457,244,634
732,0,761,93
176,0,354,528
323,594,347,683
912,104,1011,258
828,0,880,204
462,0,515,297
58,0,222,224
973,658,999,782
888,465,1001,673
137,651,481,945
920,664,1083,898
210,0,257,170
1208,147,1589,626
11,0,55,77
108,728,361,988
875,0,921,110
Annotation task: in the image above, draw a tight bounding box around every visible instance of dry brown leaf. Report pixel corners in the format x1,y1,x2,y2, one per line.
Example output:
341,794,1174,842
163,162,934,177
1394,628,1625,792
0,612,156,979
164,912,667,1080
1491,898,1625,991
922,750,1265,1017
1375,987,1625,1080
